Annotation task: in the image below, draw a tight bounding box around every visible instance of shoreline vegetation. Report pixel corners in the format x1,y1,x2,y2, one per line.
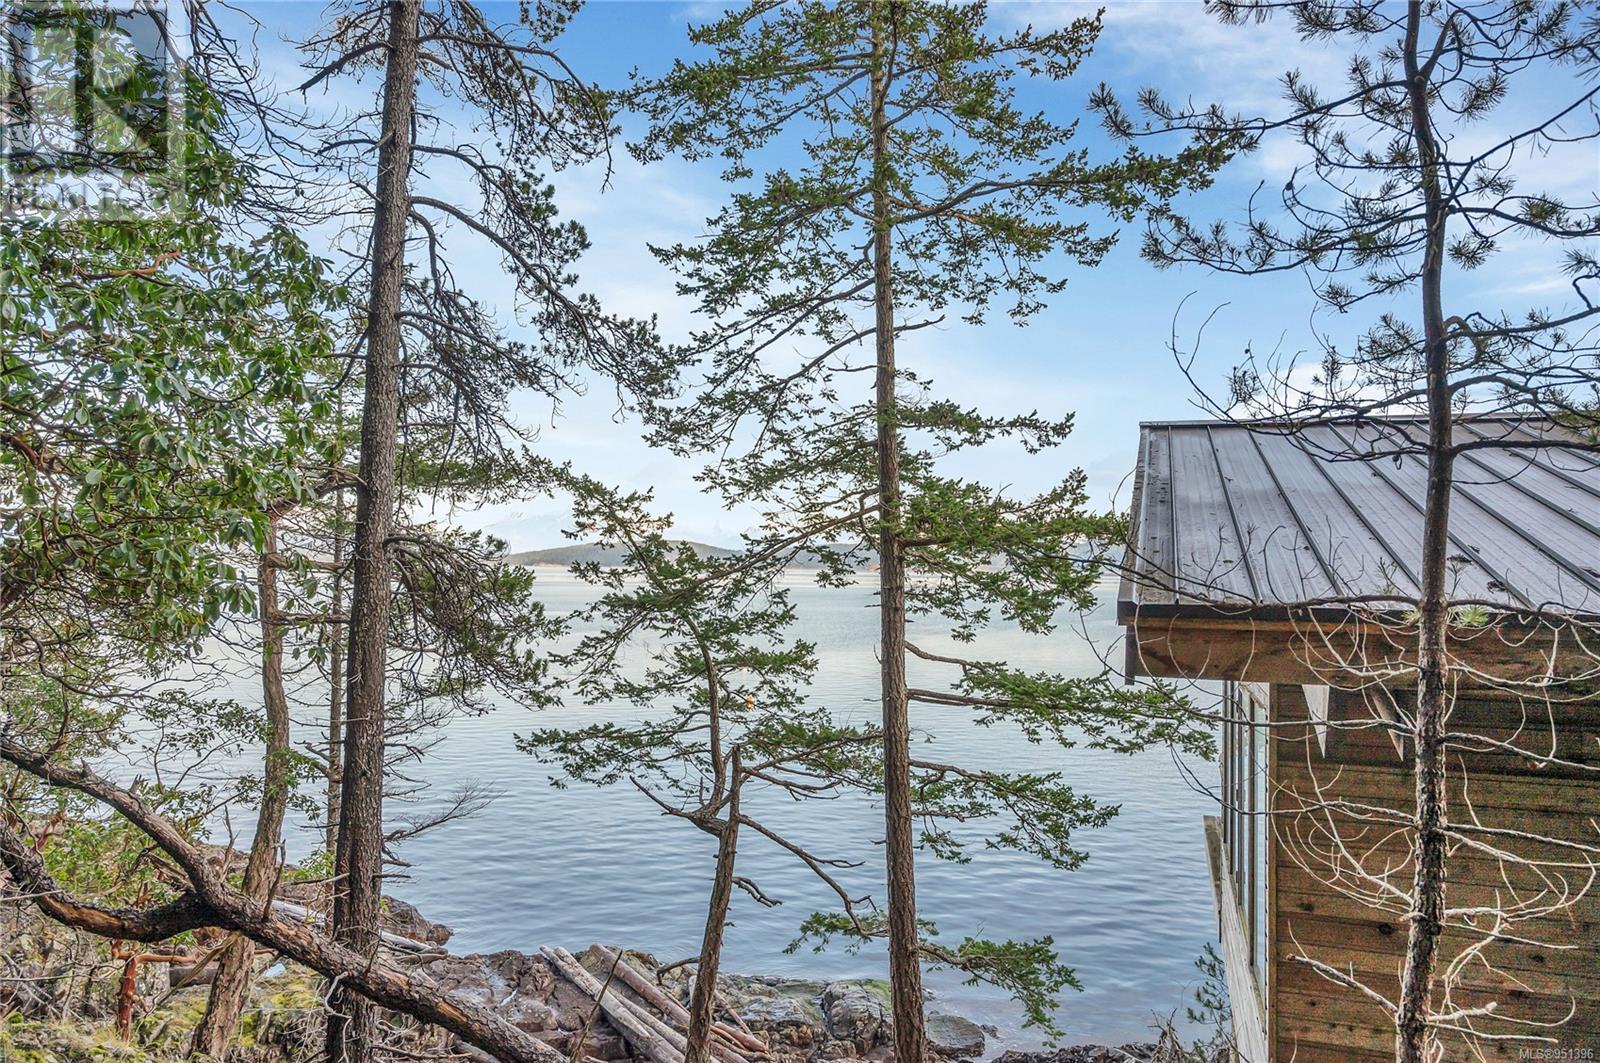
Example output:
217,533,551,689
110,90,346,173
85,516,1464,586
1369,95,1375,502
0,849,1225,1063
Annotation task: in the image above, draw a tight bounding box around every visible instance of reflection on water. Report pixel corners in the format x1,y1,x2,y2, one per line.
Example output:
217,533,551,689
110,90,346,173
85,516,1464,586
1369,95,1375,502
378,571,1218,1053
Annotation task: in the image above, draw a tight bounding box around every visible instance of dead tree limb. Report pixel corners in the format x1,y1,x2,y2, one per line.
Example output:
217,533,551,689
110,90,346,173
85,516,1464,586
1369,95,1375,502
0,740,565,1063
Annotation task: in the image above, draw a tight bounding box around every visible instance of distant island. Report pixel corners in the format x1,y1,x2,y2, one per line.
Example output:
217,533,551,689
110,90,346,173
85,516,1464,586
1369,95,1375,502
503,540,741,567
504,540,1110,572
503,540,888,570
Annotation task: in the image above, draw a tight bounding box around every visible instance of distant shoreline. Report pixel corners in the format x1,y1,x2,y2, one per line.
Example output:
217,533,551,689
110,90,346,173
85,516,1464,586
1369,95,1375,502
503,540,1109,571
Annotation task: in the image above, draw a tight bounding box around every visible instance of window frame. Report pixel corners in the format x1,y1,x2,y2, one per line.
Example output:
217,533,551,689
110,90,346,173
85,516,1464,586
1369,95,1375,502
1220,680,1270,993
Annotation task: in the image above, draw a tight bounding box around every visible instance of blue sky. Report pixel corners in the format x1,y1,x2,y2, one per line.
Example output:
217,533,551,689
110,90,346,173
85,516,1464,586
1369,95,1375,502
237,2,1597,549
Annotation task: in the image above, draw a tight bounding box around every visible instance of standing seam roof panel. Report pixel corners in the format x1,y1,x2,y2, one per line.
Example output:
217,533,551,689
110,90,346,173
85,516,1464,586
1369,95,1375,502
1122,418,1600,615
1255,434,1419,600
1303,425,1505,603
1456,442,1600,541
1134,426,1177,607
1343,430,1577,612
1206,425,1341,603
1444,459,1600,608
1167,426,1258,604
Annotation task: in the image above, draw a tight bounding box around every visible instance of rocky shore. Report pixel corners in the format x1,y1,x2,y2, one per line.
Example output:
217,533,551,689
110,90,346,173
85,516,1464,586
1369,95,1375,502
389,900,1199,1063
420,945,978,1062
0,876,1208,1063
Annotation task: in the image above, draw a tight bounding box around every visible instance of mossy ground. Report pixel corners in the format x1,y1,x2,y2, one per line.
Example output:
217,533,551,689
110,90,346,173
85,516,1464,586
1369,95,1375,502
859,979,892,1004
2,1012,159,1062
0,970,324,1063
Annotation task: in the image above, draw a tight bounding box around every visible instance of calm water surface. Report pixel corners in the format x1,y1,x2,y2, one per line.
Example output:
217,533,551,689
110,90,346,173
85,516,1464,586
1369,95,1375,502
374,572,1220,1053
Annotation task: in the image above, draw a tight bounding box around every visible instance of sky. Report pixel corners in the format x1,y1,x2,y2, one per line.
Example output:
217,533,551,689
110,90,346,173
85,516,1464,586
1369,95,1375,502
230,1,1599,550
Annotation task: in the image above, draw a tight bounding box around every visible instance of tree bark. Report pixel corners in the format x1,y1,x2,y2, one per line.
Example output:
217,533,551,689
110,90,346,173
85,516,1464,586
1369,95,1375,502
867,7,926,1063
327,476,346,855
191,516,292,1057
1397,4,1450,1060
686,750,741,1063
330,4,420,1060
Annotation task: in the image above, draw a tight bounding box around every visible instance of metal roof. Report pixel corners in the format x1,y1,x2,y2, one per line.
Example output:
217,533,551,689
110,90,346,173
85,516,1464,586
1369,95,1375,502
1119,416,1600,623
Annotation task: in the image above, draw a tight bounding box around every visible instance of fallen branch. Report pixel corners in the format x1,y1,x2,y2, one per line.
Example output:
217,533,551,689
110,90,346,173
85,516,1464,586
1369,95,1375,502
570,944,627,1063
0,823,213,941
269,898,440,955
113,942,192,1037
0,739,566,1063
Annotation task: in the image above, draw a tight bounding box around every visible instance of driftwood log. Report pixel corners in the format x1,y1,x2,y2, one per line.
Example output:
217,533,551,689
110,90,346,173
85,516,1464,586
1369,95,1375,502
543,945,711,1063
592,945,766,1059
270,898,440,955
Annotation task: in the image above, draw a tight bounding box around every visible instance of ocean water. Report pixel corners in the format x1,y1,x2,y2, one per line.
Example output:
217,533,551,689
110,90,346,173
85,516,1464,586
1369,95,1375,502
372,571,1222,1054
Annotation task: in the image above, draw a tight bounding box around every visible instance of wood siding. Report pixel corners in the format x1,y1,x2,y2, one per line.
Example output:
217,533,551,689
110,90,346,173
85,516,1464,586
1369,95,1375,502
1268,684,1600,1062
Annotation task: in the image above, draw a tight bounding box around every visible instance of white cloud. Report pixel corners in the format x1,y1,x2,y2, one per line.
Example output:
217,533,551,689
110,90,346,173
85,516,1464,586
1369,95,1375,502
233,2,1600,549
1005,0,1341,110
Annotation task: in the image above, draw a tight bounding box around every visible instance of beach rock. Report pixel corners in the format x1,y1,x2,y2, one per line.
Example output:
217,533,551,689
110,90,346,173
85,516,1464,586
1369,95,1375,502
740,994,823,1046
741,974,831,997
419,949,562,1034
6,860,1024,1063
926,1012,985,1058
724,977,826,1048
381,895,455,945
821,981,891,1053
995,1043,1175,1063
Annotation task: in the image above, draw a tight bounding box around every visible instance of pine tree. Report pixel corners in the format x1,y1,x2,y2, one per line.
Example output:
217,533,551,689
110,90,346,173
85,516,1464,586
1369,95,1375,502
295,3,671,1055
630,2,1218,1051
518,467,868,1063
1093,3,1600,1057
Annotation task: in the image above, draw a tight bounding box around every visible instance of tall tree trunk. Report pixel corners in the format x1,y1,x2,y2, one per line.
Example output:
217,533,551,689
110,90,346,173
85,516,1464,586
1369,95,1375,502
329,4,420,1060
326,481,346,855
1397,4,1450,1060
191,515,291,1057
868,8,926,1063
685,750,741,1063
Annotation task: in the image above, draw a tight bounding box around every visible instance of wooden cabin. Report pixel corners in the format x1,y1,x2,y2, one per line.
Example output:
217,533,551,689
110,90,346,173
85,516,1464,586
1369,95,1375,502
1118,417,1600,1063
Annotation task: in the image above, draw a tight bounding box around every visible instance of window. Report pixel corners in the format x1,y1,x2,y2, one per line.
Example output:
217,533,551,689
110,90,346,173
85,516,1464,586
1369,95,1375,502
1252,694,1267,976
1221,680,1270,1002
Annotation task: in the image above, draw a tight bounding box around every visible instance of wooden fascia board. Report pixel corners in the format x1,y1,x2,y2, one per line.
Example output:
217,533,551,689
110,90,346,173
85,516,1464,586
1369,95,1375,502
1122,614,1589,688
